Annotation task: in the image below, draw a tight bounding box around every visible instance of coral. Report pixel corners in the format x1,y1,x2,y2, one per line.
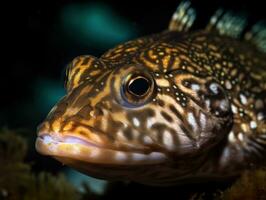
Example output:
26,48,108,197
0,128,80,200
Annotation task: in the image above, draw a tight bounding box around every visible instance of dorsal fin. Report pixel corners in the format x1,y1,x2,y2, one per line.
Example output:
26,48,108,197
244,21,266,53
168,1,196,32
206,9,247,38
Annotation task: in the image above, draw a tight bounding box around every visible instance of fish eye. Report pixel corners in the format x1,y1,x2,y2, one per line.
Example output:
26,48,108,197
127,76,151,97
121,72,156,107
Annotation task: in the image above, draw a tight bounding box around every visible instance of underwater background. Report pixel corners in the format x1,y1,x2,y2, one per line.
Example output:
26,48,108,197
1,0,266,199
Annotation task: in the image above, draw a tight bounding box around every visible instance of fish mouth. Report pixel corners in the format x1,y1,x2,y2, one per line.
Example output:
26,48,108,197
35,133,167,165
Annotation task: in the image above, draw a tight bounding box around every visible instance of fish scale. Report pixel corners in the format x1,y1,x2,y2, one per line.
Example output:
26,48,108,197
36,1,266,185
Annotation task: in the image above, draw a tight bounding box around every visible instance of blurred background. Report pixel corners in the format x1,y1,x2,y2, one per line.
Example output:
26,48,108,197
1,0,266,198
3,0,266,129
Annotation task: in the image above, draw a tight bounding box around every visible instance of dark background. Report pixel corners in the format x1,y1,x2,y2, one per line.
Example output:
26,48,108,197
1,0,266,195
2,0,266,130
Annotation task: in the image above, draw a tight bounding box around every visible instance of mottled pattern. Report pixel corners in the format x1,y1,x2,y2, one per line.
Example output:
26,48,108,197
36,3,266,185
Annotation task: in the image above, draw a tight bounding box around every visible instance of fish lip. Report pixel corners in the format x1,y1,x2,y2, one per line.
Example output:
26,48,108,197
35,132,167,165
36,133,101,148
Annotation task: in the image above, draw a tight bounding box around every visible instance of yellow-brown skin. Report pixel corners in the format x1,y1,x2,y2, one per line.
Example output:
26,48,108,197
36,29,266,185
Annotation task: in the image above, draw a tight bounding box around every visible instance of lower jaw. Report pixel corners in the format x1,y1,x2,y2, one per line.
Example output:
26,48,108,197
54,156,152,181
54,156,209,186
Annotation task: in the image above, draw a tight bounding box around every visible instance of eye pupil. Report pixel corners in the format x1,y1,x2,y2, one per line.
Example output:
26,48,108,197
128,76,150,96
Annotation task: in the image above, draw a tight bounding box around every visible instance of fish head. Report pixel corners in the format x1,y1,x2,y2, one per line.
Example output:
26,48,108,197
36,52,233,183
36,57,167,180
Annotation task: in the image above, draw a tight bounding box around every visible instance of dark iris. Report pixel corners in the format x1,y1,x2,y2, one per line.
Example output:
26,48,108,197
127,76,150,96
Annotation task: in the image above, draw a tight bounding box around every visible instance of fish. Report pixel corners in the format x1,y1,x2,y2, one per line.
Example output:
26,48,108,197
36,1,266,185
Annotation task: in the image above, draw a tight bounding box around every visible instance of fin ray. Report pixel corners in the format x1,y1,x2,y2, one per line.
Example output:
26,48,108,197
245,21,266,53
206,9,247,38
168,1,196,32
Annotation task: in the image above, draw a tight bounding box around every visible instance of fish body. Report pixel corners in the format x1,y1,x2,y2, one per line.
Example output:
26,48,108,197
36,2,266,185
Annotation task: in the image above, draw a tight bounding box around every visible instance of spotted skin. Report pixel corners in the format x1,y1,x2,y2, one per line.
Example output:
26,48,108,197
36,11,266,185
